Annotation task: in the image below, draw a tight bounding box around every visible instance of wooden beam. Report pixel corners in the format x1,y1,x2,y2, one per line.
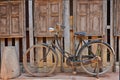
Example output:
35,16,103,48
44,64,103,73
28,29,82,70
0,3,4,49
29,0,34,65
1,39,5,59
63,0,70,53
15,38,19,60
110,0,114,49
22,0,26,59
103,0,107,41
111,0,116,72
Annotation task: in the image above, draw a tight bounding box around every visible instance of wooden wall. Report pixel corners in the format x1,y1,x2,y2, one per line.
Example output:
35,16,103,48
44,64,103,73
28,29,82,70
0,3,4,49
0,0,119,73
0,0,26,72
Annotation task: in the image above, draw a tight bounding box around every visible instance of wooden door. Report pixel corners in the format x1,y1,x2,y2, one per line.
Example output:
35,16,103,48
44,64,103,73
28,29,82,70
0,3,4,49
9,1,24,37
34,0,62,37
74,0,105,36
0,2,9,36
115,0,120,36
0,0,25,38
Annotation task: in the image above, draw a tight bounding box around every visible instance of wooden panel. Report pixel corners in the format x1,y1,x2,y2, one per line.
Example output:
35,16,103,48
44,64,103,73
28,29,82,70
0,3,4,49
89,1,103,35
115,0,120,36
0,2,9,36
0,0,25,38
10,1,24,37
76,1,89,33
34,0,48,37
34,0,62,37
74,0,104,36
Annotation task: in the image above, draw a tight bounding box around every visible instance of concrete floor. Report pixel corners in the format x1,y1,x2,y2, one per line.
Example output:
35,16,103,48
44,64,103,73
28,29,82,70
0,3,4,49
9,66,119,80
0,66,118,80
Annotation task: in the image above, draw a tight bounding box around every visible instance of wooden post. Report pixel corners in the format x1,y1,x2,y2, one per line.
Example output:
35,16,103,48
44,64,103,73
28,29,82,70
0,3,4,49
0,39,5,61
63,0,70,53
103,0,107,41
62,0,70,71
29,0,34,65
110,0,114,48
15,38,19,60
22,0,26,65
111,0,117,72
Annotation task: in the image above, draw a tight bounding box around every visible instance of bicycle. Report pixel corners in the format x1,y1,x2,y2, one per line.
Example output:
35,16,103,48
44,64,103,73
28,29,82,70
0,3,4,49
23,24,115,78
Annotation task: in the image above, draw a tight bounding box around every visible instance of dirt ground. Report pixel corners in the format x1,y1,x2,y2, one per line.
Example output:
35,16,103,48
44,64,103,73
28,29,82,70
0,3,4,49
9,66,119,80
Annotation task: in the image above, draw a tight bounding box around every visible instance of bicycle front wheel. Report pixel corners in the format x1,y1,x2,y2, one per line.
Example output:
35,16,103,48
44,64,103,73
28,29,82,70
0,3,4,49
79,41,115,75
23,44,58,77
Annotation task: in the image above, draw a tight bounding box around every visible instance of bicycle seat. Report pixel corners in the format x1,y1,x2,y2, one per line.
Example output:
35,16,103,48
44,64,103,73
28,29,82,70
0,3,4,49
74,32,86,36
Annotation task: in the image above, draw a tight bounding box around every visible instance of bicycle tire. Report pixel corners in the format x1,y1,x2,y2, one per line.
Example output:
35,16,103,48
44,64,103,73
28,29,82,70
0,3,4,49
79,41,115,75
23,43,58,77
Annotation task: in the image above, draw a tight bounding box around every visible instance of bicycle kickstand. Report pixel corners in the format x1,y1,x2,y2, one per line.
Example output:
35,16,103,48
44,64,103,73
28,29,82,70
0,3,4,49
71,62,77,75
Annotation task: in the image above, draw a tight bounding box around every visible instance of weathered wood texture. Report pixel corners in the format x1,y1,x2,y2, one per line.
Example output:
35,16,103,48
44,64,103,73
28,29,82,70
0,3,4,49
73,0,105,36
0,0,25,38
0,0,118,74
114,0,120,36
34,0,62,37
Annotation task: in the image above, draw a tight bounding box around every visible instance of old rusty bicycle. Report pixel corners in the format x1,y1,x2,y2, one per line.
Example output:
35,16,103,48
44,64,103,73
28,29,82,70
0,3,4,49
23,24,115,78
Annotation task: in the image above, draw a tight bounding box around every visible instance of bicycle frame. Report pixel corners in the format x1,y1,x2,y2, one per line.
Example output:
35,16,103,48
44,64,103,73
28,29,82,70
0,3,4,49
48,34,97,62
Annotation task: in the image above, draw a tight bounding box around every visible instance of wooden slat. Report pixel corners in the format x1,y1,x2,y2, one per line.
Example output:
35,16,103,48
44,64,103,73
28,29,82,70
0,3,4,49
15,38,19,59
110,0,114,48
118,37,120,66
55,37,62,72
1,39,5,58
36,37,43,68
63,0,70,53
22,0,26,58
46,37,53,67
103,0,107,36
29,0,34,65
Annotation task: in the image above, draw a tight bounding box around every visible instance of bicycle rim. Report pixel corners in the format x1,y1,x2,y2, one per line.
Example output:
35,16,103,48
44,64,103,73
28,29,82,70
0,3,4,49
79,41,114,75
23,44,58,77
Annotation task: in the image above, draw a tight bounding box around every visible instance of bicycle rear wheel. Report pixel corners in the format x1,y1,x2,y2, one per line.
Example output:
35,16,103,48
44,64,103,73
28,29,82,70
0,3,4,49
23,44,58,77
79,41,115,75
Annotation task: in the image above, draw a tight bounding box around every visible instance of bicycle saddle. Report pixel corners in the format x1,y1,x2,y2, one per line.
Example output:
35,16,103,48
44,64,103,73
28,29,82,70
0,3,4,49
74,32,86,36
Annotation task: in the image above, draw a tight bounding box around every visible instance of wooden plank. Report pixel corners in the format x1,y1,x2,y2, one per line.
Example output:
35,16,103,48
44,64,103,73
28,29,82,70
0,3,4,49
113,36,117,72
55,37,62,72
15,38,19,60
73,0,77,31
46,38,53,67
22,0,26,56
118,37,120,66
103,0,107,36
62,0,71,72
63,0,70,53
36,37,43,68
110,0,114,48
1,39,5,59
29,0,34,65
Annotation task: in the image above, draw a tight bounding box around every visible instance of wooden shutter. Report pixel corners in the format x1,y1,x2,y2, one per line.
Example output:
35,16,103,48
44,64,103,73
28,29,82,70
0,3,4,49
115,0,120,36
0,0,25,38
9,1,24,37
34,0,48,37
0,2,9,36
74,0,104,36
34,0,62,37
